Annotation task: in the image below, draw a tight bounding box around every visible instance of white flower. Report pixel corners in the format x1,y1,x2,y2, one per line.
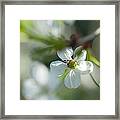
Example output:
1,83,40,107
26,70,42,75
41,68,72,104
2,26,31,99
50,47,94,89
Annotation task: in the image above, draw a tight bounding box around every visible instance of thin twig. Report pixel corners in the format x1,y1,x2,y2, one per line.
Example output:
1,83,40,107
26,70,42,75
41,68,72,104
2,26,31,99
90,73,100,88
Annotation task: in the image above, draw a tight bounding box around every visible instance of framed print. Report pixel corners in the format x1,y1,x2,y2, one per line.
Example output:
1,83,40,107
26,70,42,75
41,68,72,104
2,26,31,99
0,0,119,119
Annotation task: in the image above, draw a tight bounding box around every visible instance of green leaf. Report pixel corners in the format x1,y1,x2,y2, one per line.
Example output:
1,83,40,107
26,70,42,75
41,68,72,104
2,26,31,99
87,49,100,67
58,68,70,80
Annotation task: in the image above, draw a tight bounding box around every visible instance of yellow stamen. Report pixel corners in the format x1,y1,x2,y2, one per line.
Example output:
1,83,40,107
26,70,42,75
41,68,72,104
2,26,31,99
67,60,77,69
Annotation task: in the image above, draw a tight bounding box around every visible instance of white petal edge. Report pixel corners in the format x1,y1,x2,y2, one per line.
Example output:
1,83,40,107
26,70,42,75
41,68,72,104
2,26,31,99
64,69,80,88
50,61,67,76
57,47,73,60
77,61,94,74
49,61,67,91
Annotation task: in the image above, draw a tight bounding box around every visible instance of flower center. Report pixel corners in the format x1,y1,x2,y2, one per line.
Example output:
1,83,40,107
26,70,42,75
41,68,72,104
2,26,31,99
67,60,77,69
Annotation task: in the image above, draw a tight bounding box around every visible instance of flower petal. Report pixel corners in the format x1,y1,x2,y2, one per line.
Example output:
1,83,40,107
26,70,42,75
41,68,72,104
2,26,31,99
75,50,87,61
64,69,80,88
49,61,67,91
57,47,73,60
50,61,67,75
73,46,83,58
77,61,94,74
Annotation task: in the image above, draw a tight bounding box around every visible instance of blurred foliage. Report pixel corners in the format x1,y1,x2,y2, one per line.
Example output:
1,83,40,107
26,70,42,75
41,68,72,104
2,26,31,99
20,20,66,46
92,35,100,60
31,47,58,67
55,82,100,100
74,20,100,36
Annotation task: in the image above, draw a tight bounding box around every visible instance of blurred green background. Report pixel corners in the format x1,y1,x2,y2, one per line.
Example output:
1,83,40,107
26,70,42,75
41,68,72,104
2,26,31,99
20,20,100,100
